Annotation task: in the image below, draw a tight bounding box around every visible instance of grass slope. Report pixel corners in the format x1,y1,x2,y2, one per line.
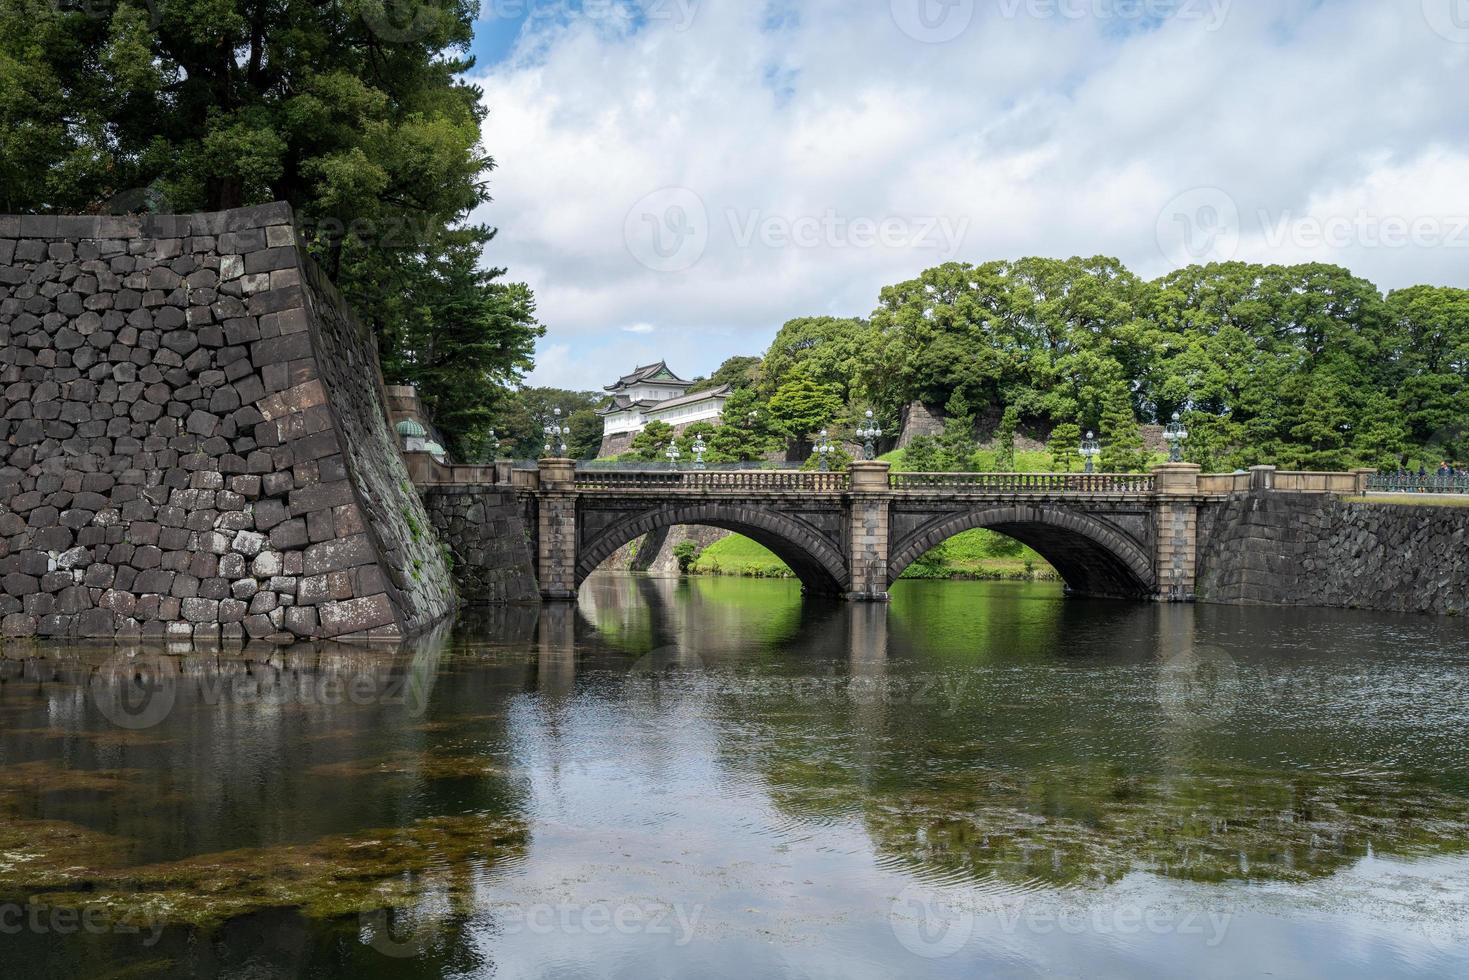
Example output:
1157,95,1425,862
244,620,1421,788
692,530,1058,582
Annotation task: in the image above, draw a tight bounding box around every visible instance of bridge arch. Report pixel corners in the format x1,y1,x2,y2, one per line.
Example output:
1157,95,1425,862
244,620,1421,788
576,502,851,596
888,505,1155,598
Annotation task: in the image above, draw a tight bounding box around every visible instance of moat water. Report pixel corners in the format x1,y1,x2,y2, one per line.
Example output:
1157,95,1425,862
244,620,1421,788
2,574,1468,978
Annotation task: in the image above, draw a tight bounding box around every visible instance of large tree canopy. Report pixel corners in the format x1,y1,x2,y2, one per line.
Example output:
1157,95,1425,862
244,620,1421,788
0,0,541,454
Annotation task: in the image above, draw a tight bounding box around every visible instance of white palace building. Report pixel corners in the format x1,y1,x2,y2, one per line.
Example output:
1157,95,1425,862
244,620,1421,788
596,361,731,456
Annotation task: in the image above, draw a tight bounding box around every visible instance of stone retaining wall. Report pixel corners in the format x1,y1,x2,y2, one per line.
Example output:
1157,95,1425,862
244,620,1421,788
0,204,454,641
421,486,538,602
1195,492,1467,616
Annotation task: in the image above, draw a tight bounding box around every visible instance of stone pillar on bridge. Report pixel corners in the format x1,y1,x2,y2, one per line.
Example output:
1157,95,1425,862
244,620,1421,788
847,461,892,602
537,458,578,602
1152,462,1202,602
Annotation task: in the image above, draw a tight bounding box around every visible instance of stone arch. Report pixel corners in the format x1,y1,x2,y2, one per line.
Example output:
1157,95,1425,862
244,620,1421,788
577,503,850,595
889,505,1155,598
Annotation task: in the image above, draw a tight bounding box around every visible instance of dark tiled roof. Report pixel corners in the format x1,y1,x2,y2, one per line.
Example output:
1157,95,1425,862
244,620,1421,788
604,360,691,391
642,384,732,413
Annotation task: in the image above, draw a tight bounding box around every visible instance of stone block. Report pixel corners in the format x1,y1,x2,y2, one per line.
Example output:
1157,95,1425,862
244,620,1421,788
303,533,374,575
318,593,395,637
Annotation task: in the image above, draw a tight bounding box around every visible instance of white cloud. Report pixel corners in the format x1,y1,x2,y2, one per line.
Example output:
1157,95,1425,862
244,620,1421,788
621,322,656,334
472,0,1469,391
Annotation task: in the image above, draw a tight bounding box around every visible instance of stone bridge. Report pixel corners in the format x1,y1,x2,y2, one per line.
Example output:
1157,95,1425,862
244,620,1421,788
408,457,1380,604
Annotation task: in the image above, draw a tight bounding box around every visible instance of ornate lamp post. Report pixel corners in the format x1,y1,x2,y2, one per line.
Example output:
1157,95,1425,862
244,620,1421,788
665,440,681,469
542,408,569,458
1164,412,1189,463
815,429,834,472
1080,430,1102,474
692,433,707,470
857,410,882,461
486,428,499,459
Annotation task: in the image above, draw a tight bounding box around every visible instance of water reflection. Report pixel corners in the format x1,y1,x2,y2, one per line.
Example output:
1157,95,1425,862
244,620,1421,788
0,574,1467,977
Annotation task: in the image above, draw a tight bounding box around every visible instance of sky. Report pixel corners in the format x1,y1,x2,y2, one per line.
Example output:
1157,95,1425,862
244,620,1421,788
463,0,1469,393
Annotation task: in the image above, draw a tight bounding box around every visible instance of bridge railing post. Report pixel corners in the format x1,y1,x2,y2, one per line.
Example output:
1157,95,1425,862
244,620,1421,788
846,461,892,602
536,458,578,602
1249,465,1277,492
1152,462,1202,603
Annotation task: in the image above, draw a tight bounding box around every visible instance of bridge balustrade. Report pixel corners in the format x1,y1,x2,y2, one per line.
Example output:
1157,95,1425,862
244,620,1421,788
1366,474,1469,495
889,472,1157,494
573,468,850,492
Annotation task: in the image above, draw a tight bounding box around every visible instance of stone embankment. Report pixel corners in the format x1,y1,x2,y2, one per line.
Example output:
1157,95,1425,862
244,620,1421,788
0,205,453,641
1196,492,1467,616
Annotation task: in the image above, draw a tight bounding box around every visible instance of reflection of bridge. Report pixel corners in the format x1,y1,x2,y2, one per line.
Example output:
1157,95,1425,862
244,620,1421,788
410,457,1378,604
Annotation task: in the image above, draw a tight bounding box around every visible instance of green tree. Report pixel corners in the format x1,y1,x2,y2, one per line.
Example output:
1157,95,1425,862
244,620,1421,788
1047,422,1081,472
901,435,960,473
1097,384,1148,473
381,236,542,461
0,0,535,452
994,405,1019,472
672,540,701,573
626,421,676,462
1384,285,1469,465
701,387,774,462
497,388,603,460
765,372,844,449
690,355,762,393
761,316,875,403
